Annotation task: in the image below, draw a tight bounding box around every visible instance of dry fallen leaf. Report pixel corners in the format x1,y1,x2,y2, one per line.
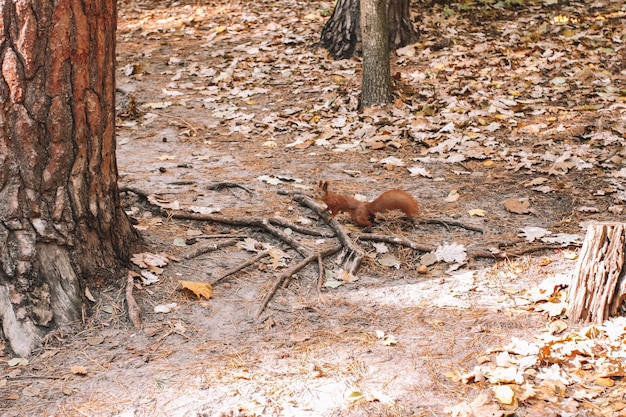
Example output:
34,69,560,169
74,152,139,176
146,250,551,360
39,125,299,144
468,208,486,217
504,197,531,214
154,303,177,313
179,280,213,300
445,189,460,202
84,286,96,302
86,336,104,346
70,366,88,376
493,385,515,405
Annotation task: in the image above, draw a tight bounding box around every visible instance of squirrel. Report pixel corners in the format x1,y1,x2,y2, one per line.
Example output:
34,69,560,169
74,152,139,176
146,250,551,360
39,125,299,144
315,181,419,227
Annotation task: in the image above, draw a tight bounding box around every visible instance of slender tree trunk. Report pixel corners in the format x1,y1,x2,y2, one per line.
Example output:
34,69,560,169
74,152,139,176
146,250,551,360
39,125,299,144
0,0,142,356
360,0,392,108
320,0,418,60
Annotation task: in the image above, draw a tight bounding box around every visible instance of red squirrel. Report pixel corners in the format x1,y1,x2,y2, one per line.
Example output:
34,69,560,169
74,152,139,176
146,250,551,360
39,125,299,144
315,181,419,227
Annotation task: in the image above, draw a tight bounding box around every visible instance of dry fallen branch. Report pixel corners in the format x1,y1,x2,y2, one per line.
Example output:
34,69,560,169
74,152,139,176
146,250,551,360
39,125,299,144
358,234,508,260
256,244,342,319
211,249,270,285
126,272,142,329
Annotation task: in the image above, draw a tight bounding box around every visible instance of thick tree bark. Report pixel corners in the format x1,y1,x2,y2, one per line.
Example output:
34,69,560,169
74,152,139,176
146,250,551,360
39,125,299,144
0,0,142,356
568,223,626,323
360,0,392,108
387,0,419,50
320,0,419,60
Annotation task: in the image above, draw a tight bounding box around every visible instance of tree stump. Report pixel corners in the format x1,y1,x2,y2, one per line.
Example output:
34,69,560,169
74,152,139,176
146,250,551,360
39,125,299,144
568,223,626,323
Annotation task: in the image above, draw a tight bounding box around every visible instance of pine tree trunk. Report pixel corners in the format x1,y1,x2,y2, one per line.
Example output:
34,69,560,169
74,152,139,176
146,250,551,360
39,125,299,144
320,0,418,60
360,0,392,108
0,0,142,356
568,223,626,323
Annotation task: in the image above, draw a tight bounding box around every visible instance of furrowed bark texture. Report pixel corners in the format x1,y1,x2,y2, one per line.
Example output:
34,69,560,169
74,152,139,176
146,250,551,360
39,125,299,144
568,223,626,323
360,0,392,107
0,0,141,356
320,0,418,60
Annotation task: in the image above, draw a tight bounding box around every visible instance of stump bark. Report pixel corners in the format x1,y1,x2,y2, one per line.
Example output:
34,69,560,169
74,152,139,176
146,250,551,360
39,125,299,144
568,223,626,323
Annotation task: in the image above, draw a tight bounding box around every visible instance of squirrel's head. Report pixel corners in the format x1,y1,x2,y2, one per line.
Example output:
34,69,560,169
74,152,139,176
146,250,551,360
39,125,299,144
314,180,329,200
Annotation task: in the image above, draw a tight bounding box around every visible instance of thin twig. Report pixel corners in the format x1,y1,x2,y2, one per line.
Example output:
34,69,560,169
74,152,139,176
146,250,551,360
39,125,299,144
158,113,200,135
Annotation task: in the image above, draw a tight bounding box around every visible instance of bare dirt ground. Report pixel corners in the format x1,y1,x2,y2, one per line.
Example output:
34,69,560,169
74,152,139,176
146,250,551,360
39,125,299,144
2,0,625,416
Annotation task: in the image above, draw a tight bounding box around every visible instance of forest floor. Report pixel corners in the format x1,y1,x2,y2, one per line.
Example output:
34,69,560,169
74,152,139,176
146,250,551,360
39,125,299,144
2,0,626,416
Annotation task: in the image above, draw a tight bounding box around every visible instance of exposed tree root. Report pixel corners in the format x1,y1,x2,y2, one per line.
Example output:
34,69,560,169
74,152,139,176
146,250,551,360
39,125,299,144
358,233,504,260
419,218,485,234
206,181,255,194
291,193,365,274
256,244,342,319
180,238,239,260
211,249,270,285
126,190,574,321
171,211,309,256
169,210,350,317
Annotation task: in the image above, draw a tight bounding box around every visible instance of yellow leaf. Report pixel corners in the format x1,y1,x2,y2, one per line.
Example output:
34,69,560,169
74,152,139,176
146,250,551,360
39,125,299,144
179,280,213,300
540,257,552,266
468,208,486,217
595,377,615,387
483,160,494,168
331,75,345,85
346,390,364,401
215,25,227,33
